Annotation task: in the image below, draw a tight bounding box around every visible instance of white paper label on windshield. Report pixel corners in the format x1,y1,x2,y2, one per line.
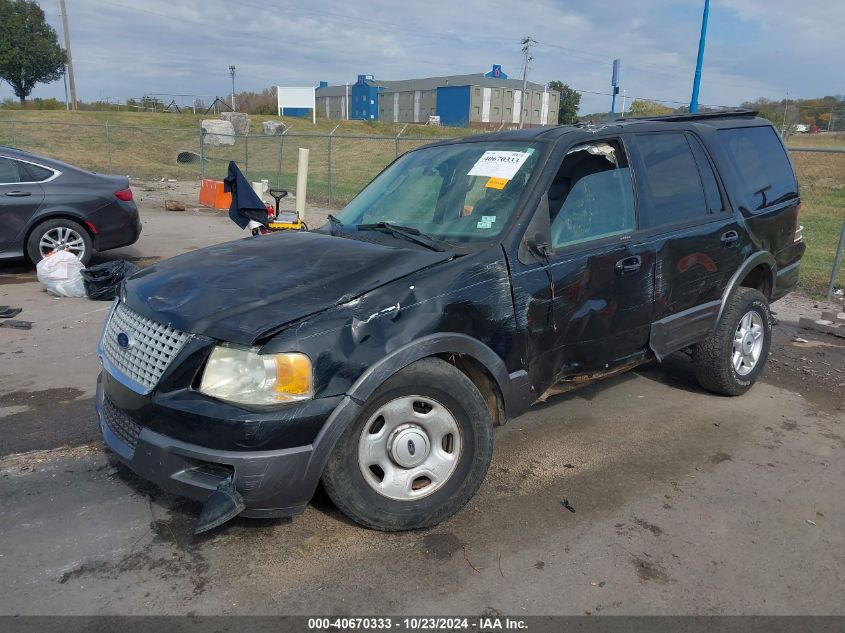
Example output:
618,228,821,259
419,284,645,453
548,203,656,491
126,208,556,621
467,151,530,180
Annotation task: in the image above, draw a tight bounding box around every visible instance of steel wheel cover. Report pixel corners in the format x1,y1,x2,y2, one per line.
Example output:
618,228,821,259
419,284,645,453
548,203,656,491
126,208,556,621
357,395,463,501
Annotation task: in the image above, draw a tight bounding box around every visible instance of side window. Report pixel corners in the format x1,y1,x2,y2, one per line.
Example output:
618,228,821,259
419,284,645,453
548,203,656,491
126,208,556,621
633,133,709,228
717,126,797,211
549,140,636,249
0,158,22,184
20,162,54,182
687,135,724,214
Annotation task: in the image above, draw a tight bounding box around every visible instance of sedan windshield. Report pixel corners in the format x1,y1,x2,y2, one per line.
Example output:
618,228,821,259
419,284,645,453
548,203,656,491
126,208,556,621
335,141,544,244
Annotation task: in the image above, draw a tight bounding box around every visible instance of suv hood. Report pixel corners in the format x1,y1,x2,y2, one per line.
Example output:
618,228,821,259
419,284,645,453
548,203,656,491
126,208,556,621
124,231,452,345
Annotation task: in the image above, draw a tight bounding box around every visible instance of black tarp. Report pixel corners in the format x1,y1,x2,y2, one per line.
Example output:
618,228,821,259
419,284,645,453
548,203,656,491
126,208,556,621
224,161,270,229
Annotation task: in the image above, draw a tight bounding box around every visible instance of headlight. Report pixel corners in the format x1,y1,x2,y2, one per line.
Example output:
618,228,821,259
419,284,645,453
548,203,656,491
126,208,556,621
199,345,313,405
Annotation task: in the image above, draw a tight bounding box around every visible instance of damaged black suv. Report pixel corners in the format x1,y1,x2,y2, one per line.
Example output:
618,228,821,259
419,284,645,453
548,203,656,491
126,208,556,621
97,110,804,532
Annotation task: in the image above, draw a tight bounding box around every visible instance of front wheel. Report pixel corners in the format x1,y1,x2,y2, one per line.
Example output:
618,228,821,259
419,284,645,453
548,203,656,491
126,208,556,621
692,287,772,396
322,358,494,531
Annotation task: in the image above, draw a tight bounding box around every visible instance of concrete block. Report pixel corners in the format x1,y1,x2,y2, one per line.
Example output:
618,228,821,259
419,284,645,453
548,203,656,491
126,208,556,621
220,112,251,136
262,120,287,135
201,119,235,146
799,317,845,339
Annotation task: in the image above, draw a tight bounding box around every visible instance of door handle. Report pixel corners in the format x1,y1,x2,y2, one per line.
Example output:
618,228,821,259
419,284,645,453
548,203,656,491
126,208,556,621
721,230,739,247
615,255,642,275
4,191,31,197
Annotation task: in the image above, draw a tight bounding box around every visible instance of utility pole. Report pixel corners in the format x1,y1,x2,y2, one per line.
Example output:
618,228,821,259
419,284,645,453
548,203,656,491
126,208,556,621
689,0,710,113
518,36,536,129
781,92,790,136
58,0,77,110
229,65,237,111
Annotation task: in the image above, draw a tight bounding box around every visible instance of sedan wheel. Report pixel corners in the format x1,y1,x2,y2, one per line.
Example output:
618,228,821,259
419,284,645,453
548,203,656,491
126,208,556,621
39,226,86,260
26,218,93,265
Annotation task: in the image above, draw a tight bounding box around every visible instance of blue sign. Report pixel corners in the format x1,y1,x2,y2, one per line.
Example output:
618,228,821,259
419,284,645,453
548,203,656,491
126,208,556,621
484,64,508,79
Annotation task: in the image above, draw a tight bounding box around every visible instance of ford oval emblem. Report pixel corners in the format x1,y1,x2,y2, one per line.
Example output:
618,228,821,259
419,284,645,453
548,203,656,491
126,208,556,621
407,439,416,456
116,332,133,349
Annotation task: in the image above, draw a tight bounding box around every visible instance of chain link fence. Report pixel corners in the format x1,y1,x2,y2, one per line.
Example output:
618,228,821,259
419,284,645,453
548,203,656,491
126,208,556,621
0,118,842,295
198,131,450,206
788,145,845,296
0,118,448,207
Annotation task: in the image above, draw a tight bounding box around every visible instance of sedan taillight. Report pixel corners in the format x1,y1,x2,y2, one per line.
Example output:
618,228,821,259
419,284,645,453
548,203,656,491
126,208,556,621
115,188,133,202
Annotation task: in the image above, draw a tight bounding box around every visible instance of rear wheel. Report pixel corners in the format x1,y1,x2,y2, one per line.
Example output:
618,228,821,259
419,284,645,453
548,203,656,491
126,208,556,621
322,358,494,530
692,287,772,396
27,218,93,265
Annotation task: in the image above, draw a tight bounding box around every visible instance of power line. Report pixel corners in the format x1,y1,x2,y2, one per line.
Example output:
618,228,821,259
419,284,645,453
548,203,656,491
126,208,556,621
571,86,732,110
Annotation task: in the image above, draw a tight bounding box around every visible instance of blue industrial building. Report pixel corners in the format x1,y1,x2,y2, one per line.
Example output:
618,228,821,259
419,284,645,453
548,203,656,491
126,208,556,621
315,66,559,128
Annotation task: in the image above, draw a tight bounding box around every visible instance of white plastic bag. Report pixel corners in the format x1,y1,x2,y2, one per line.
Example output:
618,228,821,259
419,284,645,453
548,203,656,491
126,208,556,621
36,249,87,297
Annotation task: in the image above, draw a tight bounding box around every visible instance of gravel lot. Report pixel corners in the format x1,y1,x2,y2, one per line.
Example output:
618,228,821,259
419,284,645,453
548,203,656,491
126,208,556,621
1,181,843,616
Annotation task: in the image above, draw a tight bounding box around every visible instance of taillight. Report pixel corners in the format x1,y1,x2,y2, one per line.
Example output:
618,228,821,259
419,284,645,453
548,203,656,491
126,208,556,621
115,188,133,202
793,202,803,243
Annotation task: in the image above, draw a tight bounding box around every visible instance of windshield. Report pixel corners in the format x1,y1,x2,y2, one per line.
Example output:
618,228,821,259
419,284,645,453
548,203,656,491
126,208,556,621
335,141,544,243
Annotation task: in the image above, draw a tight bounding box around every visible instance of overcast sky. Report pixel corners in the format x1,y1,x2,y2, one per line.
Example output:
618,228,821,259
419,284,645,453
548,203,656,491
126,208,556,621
3,0,842,114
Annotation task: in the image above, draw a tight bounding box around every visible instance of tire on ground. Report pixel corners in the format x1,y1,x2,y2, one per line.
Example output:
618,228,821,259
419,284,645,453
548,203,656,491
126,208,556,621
26,218,93,265
322,357,494,531
692,287,772,396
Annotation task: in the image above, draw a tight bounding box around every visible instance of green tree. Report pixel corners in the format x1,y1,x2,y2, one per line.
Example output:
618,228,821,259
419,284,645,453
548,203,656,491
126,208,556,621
628,99,673,117
0,0,66,108
547,81,581,124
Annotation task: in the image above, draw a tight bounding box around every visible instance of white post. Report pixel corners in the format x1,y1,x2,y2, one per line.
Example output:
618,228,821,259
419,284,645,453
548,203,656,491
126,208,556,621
312,87,316,125
621,89,627,115
296,148,310,224
345,83,349,120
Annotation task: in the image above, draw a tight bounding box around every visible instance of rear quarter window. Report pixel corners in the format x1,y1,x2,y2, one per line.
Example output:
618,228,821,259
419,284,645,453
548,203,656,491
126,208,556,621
21,162,55,182
717,126,797,212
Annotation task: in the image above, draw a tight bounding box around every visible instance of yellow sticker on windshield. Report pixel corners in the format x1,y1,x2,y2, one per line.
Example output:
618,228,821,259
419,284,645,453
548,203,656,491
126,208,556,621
486,177,508,190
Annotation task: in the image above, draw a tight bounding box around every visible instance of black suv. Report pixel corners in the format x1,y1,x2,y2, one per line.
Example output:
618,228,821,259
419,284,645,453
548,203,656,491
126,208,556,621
96,110,804,532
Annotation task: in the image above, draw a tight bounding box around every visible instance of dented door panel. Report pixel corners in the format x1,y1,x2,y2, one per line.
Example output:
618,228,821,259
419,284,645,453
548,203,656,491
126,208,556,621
507,237,655,398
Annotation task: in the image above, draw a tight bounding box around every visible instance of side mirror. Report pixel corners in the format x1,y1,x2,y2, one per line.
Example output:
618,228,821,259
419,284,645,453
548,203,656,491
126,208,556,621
518,192,554,264
527,232,551,259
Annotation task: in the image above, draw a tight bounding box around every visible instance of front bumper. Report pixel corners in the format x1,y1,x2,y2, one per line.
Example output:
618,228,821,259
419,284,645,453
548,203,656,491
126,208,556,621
96,373,358,518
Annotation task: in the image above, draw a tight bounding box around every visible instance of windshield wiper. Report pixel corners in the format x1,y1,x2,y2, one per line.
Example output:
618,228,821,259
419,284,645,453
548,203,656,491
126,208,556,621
356,222,446,252
326,213,344,236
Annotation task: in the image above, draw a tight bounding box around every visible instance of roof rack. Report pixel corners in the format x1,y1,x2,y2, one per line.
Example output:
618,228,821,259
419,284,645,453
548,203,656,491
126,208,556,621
616,108,758,123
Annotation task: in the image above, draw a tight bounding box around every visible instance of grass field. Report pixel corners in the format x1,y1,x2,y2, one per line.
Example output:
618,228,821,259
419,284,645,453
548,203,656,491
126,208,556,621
0,110,842,296
789,149,845,296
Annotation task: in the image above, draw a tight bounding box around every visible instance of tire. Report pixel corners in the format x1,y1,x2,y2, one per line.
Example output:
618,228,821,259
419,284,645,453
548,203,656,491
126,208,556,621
322,357,494,531
692,287,772,396
26,218,93,265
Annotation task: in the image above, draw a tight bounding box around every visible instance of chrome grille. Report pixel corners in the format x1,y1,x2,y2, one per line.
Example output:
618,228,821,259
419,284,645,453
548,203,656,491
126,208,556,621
102,302,190,392
102,396,142,451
